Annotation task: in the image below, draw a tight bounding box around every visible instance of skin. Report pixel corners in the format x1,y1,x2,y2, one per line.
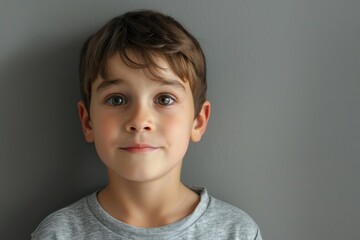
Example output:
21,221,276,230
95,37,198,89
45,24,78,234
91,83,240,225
78,53,210,228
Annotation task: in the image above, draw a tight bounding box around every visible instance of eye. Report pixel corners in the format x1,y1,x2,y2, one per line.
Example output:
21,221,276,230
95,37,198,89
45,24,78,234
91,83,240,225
105,95,127,106
156,95,175,106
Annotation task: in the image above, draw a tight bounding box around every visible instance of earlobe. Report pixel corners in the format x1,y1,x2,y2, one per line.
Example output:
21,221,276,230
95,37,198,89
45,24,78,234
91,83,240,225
77,101,94,143
191,101,211,142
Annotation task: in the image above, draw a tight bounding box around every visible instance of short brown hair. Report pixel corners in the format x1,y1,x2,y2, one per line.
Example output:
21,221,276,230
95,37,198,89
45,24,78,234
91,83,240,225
79,10,207,116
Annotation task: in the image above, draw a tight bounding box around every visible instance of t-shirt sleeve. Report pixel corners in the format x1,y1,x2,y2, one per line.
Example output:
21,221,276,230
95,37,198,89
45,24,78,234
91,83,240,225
31,213,73,240
31,199,87,240
254,228,263,240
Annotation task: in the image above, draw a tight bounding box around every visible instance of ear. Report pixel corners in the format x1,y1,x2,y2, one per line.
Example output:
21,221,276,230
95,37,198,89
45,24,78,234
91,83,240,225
77,101,94,143
191,101,211,142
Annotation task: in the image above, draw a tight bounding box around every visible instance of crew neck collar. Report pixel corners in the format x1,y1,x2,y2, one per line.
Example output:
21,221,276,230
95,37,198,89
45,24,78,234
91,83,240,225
87,186,210,239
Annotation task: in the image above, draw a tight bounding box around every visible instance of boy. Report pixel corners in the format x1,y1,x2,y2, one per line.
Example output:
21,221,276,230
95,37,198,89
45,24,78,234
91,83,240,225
32,10,262,239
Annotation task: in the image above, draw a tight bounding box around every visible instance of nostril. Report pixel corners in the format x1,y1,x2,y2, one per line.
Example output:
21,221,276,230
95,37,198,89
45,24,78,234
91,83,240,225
128,126,151,132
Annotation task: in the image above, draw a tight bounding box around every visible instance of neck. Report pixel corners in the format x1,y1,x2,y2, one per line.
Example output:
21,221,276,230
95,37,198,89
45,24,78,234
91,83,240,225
97,168,199,228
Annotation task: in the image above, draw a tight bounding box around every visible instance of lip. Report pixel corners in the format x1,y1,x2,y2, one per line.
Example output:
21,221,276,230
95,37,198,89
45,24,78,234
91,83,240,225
119,144,159,153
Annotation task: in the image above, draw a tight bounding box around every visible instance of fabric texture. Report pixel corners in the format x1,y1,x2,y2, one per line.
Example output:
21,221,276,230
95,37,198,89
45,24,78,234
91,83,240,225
32,186,262,240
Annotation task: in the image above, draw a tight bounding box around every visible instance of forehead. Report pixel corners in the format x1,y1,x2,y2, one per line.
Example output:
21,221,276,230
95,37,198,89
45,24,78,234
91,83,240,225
93,53,190,92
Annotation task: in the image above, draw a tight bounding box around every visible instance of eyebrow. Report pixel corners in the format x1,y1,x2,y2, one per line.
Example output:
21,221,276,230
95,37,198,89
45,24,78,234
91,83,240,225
96,79,124,92
157,78,186,91
96,78,186,92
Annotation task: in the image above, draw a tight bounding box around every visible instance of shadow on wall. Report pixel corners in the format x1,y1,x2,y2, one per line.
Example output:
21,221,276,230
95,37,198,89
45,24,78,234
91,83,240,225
0,38,107,239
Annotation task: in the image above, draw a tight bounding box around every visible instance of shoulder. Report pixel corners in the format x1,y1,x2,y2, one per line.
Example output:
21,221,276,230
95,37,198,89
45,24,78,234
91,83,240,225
195,189,262,239
31,194,93,240
209,197,258,227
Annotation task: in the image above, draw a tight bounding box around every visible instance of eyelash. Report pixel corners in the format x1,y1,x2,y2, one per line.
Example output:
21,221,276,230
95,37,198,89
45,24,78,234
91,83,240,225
104,94,176,106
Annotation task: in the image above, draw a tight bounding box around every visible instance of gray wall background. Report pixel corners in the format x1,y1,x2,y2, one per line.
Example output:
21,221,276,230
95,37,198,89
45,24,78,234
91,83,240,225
1,0,359,239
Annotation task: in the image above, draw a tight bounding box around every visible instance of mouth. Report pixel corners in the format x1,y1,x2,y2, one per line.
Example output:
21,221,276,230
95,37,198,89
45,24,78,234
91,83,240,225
119,144,159,153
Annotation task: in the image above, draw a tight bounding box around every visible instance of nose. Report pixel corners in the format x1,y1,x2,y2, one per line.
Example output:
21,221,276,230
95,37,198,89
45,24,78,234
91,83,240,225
125,104,155,133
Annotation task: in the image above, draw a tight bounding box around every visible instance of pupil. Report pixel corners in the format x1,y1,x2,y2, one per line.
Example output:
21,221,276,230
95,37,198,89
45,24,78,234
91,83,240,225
161,97,169,104
114,97,122,104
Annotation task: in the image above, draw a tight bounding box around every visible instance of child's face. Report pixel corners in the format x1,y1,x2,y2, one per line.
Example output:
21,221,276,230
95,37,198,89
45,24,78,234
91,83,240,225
78,53,210,183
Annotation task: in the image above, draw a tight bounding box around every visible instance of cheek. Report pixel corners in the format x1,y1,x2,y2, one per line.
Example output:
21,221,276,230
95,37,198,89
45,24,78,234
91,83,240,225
165,114,191,129
162,115,193,146
92,115,120,166
92,114,121,147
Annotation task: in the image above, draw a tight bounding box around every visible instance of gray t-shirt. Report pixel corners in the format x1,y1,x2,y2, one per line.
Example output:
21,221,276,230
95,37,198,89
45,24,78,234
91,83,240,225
32,187,262,240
